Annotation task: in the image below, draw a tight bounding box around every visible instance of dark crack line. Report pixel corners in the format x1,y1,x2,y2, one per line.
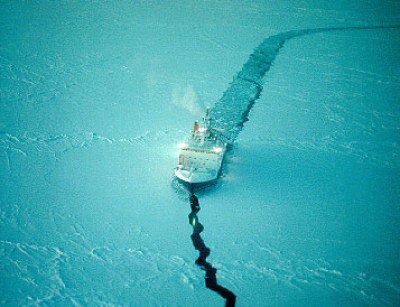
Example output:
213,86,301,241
188,195,236,307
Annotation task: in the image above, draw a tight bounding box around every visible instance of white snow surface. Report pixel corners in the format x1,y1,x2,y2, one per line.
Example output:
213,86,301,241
1,1,399,306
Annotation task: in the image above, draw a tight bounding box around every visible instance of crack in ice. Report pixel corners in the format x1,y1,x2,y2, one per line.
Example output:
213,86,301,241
0,129,176,161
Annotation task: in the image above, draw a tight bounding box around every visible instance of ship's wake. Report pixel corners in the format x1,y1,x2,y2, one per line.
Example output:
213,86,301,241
209,24,400,143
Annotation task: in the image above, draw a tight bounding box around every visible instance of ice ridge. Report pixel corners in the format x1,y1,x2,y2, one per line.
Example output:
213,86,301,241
209,24,400,143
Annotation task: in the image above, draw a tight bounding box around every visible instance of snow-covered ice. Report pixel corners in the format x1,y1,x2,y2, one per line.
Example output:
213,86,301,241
1,1,399,306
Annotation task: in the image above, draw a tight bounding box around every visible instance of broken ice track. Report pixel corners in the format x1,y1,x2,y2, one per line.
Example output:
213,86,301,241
179,24,400,306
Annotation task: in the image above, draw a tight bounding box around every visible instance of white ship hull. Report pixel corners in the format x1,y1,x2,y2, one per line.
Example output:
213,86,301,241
175,111,227,185
175,167,218,184
175,146,225,184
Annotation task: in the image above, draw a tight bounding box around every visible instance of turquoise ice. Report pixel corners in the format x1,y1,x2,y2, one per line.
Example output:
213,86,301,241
1,1,399,306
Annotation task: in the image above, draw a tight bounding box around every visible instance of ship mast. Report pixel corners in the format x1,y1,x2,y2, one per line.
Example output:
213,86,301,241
204,107,211,131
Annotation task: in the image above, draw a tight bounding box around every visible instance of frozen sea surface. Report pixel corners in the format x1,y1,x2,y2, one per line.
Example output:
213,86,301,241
1,1,400,306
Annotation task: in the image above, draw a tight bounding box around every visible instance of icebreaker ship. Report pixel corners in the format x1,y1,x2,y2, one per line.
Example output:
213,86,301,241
175,111,226,185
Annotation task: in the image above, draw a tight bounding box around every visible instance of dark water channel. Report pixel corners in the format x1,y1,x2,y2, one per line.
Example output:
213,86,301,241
188,195,236,307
